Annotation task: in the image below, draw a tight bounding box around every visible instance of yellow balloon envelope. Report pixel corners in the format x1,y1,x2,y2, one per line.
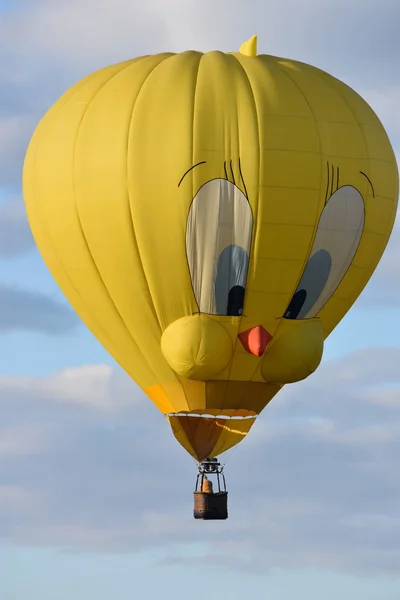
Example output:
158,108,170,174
23,36,399,461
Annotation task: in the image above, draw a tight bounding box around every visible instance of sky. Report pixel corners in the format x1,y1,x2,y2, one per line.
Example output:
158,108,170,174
0,1,400,599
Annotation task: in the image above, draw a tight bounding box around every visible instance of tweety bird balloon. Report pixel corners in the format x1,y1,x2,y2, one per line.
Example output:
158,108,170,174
23,36,398,462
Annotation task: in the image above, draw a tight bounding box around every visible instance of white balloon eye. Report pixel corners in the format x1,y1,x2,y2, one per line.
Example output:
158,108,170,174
186,179,253,316
284,186,365,320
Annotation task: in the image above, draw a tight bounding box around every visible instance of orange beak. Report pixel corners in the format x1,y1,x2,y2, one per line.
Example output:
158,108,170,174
238,325,272,357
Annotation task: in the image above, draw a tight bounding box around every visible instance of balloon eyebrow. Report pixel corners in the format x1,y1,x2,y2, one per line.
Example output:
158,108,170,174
178,161,207,187
360,171,375,198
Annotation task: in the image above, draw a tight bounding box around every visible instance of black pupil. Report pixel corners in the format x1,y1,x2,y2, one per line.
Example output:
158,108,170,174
227,285,245,316
284,289,307,319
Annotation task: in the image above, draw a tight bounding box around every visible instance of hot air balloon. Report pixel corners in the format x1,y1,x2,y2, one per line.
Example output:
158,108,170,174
23,35,398,520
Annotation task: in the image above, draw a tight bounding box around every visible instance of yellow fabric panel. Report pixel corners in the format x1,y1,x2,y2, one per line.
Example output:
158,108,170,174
233,55,324,328
332,264,371,301
269,55,398,335
161,314,233,380
145,379,208,413
187,51,262,383
127,51,202,331
262,187,324,227
211,417,256,457
143,383,187,415
261,149,322,190
232,54,316,119
353,232,389,269
317,122,367,158
276,59,357,123
168,415,223,461
319,296,352,333
258,223,315,261
179,379,207,411
368,162,399,204
261,114,320,153
362,126,398,163
166,412,257,461
166,416,201,460
261,319,324,384
239,292,290,332
145,379,281,415
217,347,261,383
205,380,282,412
252,258,306,295
314,65,397,160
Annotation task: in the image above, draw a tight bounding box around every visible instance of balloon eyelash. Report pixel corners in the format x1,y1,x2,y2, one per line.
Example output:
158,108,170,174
325,161,340,204
223,159,249,199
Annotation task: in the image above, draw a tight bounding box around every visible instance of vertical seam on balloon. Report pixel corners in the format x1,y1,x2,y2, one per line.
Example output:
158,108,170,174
125,61,169,334
183,59,206,319
315,71,371,196
127,52,202,414
307,69,375,305
206,58,240,410
28,63,138,372
230,54,263,407
71,58,171,389
185,53,209,414
125,54,191,405
214,54,249,411
273,60,325,325
184,52,203,413
315,69,370,186
236,57,325,403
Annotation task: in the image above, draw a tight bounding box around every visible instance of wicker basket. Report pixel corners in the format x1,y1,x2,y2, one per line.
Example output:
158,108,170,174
193,491,228,520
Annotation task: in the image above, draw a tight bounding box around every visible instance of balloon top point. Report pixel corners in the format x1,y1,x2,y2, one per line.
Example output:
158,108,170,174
239,35,257,57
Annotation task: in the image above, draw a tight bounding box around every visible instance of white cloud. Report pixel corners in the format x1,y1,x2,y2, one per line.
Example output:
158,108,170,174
364,385,400,408
358,218,400,308
0,196,34,257
0,348,399,574
1,0,169,69
0,364,139,412
0,115,37,187
0,283,79,333
0,485,39,515
1,0,400,87
0,424,53,456
1,0,396,57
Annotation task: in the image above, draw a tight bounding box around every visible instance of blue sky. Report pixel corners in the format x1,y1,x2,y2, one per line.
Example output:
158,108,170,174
0,1,399,599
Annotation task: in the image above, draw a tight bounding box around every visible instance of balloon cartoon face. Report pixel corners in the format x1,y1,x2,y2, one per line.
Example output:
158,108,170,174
162,165,367,388
23,38,398,460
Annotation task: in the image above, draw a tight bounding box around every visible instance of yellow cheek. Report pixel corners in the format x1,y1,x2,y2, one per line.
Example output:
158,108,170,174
261,318,324,384
161,314,233,380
